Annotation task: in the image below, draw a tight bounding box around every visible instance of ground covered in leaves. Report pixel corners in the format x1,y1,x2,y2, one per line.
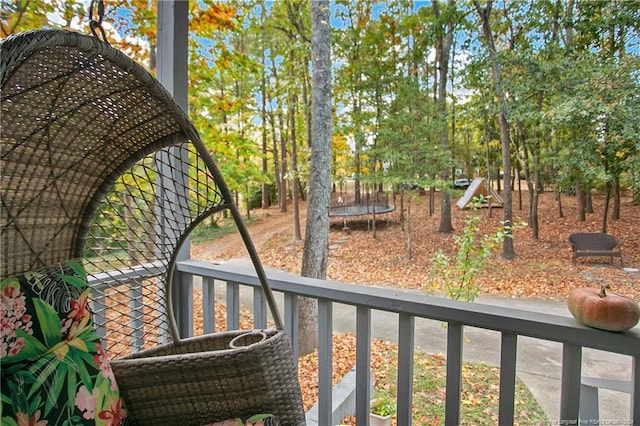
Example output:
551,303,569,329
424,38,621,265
192,300,549,424
192,190,639,421
254,191,639,301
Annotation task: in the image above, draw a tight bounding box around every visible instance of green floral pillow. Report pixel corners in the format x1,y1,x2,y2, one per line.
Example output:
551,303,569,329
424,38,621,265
1,261,134,426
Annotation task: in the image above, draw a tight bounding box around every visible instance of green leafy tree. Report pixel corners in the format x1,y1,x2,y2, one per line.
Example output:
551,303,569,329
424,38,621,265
1,0,84,36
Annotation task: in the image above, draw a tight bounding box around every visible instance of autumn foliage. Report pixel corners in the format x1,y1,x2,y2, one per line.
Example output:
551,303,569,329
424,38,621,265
253,191,639,302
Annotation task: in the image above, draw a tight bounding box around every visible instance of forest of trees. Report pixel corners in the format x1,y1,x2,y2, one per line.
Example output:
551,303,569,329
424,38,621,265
3,0,638,357
3,0,639,243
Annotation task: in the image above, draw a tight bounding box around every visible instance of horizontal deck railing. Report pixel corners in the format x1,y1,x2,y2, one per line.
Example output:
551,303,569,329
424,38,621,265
173,259,639,425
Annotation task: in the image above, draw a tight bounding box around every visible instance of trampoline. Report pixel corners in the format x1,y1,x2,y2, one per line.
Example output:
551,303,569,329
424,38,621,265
329,203,395,217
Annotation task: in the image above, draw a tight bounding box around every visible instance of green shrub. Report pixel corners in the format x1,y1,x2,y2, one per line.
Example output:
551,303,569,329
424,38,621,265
429,196,516,302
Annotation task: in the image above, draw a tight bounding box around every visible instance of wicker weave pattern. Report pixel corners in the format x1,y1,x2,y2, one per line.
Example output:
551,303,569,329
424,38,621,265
82,141,229,356
111,329,302,425
1,30,196,277
1,30,305,425
1,30,223,355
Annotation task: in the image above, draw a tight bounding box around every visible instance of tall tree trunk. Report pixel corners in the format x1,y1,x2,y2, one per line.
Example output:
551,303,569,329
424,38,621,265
518,121,536,237
530,182,539,240
563,0,575,226
517,167,523,211
482,100,493,217
529,91,544,240
516,122,527,214
300,0,332,357
260,16,270,210
270,58,288,213
372,190,378,239
475,0,515,259
278,106,288,213
405,195,412,260
354,97,362,205
576,179,586,221
399,190,405,231
557,191,564,218
265,59,281,212
601,182,611,233
612,174,620,220
244,184,251,220
269,107,281,211
290,91,302,242
429,186,435,216
433,0,455,233
585,183,593,214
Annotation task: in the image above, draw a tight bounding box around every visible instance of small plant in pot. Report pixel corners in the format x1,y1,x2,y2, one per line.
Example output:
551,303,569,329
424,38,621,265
370,396,395,426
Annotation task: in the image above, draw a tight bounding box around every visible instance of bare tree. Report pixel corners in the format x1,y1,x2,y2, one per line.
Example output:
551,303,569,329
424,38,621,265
299,0,332,356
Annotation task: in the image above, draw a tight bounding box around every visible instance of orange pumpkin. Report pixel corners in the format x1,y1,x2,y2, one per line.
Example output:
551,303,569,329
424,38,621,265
568,284,640,332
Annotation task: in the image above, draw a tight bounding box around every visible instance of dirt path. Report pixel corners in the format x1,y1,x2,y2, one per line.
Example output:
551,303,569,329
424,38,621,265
191,203,308,262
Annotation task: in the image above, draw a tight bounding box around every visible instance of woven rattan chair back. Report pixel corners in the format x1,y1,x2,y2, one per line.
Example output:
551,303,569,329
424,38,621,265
1,30,304,424
1,28,272,350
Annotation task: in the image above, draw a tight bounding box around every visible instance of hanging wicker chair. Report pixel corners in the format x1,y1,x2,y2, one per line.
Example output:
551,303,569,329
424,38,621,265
1,29,305,425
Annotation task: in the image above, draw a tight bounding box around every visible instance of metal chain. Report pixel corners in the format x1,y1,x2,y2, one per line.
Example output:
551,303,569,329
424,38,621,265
89,0,109,45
